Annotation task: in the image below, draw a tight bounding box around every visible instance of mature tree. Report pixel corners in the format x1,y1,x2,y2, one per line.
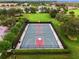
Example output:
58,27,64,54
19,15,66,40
56,12,70,22
16,9,23,14
24,8,29,13
0,9,7,15
7,8,16,16
61,16,79,40
0,15,6,21
1,17,17,28
69,11,75,17
49,9,59,18
30,7,37,13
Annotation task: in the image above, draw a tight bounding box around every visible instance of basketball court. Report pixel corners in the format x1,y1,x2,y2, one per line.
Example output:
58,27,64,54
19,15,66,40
16,23,63,49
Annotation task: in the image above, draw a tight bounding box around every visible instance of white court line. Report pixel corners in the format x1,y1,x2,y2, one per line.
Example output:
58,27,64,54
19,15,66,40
49,24,64,49
16,24,29,49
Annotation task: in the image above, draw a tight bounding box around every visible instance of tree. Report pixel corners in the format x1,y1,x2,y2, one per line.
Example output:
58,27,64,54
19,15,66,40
16,9,23,15
49,9,59,18
0,9,7,15
1,17,17,28
56,13,70,22
0,15,6,21
30,7,37,13
69,11,75,17
61,16,79,40
7,8,16,16
4,32,16,43
24,8,29,13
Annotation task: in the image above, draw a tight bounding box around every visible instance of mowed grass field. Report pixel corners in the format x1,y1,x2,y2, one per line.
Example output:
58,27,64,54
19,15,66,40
8,13,79,59
68,9,79,16
22,13,52,22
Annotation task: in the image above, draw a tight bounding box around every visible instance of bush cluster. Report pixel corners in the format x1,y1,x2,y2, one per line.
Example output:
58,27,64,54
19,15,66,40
0,41,11,52
25,6,49,13
0,8,23,16
49,9,59,18
0,18,29,54
25,7,37,13
4,18,28,42
55,11,79,38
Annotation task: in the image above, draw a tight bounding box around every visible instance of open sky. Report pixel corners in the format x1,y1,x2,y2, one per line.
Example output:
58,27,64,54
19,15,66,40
0,0,79,2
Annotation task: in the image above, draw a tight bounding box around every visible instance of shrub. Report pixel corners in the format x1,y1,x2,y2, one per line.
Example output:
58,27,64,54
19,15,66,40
0,41,11,52
55,13,64,22
69,11,75,17
16,9,23,14
0,9,7,15
4,17,28,43
19,18,29,24
15,22,22,28
64,8,68,14
30,7,37,13
56,11,79,39
19,18,25,23
7,8,16,16
24,8,29,13
4,32,16,43
61,18,79,36
42,7,49,13
1,16,17,28
11,26,20,35
56,13,69,22
49,9,59,18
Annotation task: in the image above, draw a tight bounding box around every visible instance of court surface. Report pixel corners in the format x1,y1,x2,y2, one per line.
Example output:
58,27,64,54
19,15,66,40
16,23,63,49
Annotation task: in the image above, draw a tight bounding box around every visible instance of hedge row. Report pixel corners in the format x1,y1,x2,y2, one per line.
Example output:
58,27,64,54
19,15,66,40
15,49,70,55
14,22,70,55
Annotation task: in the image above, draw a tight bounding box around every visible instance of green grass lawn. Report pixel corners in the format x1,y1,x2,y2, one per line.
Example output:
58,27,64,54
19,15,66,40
68,9,79,16
8,13,79,59
22,13,52,22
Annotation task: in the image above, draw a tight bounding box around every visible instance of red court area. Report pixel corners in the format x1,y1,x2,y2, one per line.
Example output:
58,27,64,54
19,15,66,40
36,38,44,48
